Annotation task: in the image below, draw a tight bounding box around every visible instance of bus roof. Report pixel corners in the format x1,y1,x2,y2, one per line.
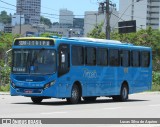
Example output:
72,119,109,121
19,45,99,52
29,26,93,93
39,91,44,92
69,37,122,44
14,37,55,41
13,36,151,50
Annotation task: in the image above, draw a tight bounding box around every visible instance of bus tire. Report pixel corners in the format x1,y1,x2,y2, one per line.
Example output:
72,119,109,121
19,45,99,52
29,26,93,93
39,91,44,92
31,97,43,104
120,84,128,101
67,84,80,104
83,97,97,102
113,84,128,102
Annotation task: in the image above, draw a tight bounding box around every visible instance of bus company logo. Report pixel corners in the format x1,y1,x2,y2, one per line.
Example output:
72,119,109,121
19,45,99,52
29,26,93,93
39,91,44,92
83,69,97,79
2,119,11,124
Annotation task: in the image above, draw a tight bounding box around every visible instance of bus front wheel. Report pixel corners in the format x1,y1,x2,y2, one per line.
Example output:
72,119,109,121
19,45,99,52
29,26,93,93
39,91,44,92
67,84,80,104
31,97,43,104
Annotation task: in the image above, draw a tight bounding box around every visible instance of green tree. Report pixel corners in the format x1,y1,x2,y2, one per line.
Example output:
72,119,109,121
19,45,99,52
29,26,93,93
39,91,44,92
40,32,62,37
40,16,52,27
87,22,105,39
0,11,11,24
0,33,20,86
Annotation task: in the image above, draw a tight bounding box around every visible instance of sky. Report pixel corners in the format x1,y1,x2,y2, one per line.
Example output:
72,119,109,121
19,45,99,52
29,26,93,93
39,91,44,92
0,0,119,22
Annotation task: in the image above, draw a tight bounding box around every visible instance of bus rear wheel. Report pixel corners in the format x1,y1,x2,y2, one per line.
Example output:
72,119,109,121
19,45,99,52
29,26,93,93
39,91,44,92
113,84,128,102
83,97,97,102
67,84,80,104
31,97,43,104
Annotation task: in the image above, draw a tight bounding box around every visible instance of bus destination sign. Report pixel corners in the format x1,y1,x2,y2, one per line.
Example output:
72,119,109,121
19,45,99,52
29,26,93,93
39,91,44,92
14,40,54,46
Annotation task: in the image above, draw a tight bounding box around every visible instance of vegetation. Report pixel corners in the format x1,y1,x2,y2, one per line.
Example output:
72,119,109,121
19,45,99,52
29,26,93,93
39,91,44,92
0,11,11,24
0,33,20,91
40,32,62,37
152,71,160,91
40,16,52,27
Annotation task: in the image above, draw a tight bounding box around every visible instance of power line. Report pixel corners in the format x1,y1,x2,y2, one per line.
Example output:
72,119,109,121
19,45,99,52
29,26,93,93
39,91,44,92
0,6,16,11
41,14,96,26
0,0,16,7
41,12,84,17
0,0,99,27
118,13,147,20
41,6,59,12
111,12,142,30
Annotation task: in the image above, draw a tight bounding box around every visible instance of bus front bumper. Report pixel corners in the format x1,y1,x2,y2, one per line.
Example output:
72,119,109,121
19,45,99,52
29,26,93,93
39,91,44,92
10,85,58,97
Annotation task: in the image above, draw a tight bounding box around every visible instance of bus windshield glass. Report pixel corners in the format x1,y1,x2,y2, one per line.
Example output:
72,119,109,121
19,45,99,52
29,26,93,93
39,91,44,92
12,49,56,74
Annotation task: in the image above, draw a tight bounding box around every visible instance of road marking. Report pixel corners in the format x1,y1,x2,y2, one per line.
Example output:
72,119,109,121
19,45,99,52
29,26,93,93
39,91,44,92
148,104,160,107
40,111,67,115
104,107,122,110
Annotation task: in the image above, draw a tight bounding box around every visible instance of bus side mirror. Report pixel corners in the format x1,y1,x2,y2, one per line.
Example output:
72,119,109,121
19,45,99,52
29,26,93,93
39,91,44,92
5,49,12,67
61,54,65,63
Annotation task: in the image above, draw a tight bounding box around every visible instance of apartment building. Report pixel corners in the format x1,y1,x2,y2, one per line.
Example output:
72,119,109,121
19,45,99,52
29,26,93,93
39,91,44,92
16,0,41,24
119,0,160,29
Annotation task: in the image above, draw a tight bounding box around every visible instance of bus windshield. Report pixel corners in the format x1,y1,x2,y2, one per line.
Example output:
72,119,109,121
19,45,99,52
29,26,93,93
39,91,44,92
12,49,56,74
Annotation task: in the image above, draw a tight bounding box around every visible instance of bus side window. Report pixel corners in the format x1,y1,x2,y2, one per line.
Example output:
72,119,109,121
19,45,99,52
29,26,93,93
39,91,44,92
97,48,108,66
85,47,96,66
58,44,70,77
109,49,119,66
131,50,140,67
121,50,130,67
141,51,150,67
72,46,84,66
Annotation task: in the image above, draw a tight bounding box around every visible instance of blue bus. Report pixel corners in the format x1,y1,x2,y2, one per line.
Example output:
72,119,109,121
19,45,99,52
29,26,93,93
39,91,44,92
10,37,152,104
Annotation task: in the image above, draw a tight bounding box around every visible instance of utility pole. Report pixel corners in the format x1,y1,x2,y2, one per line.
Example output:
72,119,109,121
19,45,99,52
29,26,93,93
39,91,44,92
98,0,116,39
106,0,110,39
20,0,22,35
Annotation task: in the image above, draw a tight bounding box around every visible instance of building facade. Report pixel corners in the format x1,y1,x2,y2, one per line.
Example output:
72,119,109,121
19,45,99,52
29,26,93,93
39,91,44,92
16,0,41,25
119,0,160,30
59,9,74,28
12,14,25,26
84,8,119,36
0,23,4,31
50,9,84,37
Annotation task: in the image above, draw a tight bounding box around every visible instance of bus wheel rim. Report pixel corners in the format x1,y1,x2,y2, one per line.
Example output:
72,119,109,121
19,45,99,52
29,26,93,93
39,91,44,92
72,88,78,99
122,87,127,99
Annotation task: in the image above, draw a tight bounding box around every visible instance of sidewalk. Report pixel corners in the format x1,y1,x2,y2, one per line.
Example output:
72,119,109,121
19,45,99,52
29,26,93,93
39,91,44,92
0,92,10,95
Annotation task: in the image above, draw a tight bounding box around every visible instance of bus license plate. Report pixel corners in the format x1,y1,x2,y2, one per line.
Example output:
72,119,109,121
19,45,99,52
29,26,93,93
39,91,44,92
24,90,33,93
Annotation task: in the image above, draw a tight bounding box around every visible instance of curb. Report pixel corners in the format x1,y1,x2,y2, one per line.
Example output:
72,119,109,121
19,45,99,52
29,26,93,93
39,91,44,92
0,92,10,95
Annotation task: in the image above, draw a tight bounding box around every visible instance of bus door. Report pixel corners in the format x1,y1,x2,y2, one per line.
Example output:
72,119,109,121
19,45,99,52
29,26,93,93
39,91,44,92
58,44,70,97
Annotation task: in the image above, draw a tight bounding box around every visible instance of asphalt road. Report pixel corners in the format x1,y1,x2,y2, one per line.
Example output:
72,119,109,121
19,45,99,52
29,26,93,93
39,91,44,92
0,92,160,127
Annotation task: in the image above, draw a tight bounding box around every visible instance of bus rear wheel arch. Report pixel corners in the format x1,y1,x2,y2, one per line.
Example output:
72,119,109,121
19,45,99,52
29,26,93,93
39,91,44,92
67,82,82,104
113,82,129,102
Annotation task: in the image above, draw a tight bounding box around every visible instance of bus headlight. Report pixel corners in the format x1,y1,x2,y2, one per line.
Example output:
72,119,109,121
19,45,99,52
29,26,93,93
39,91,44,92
44,80,56,89
11,81,16,88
